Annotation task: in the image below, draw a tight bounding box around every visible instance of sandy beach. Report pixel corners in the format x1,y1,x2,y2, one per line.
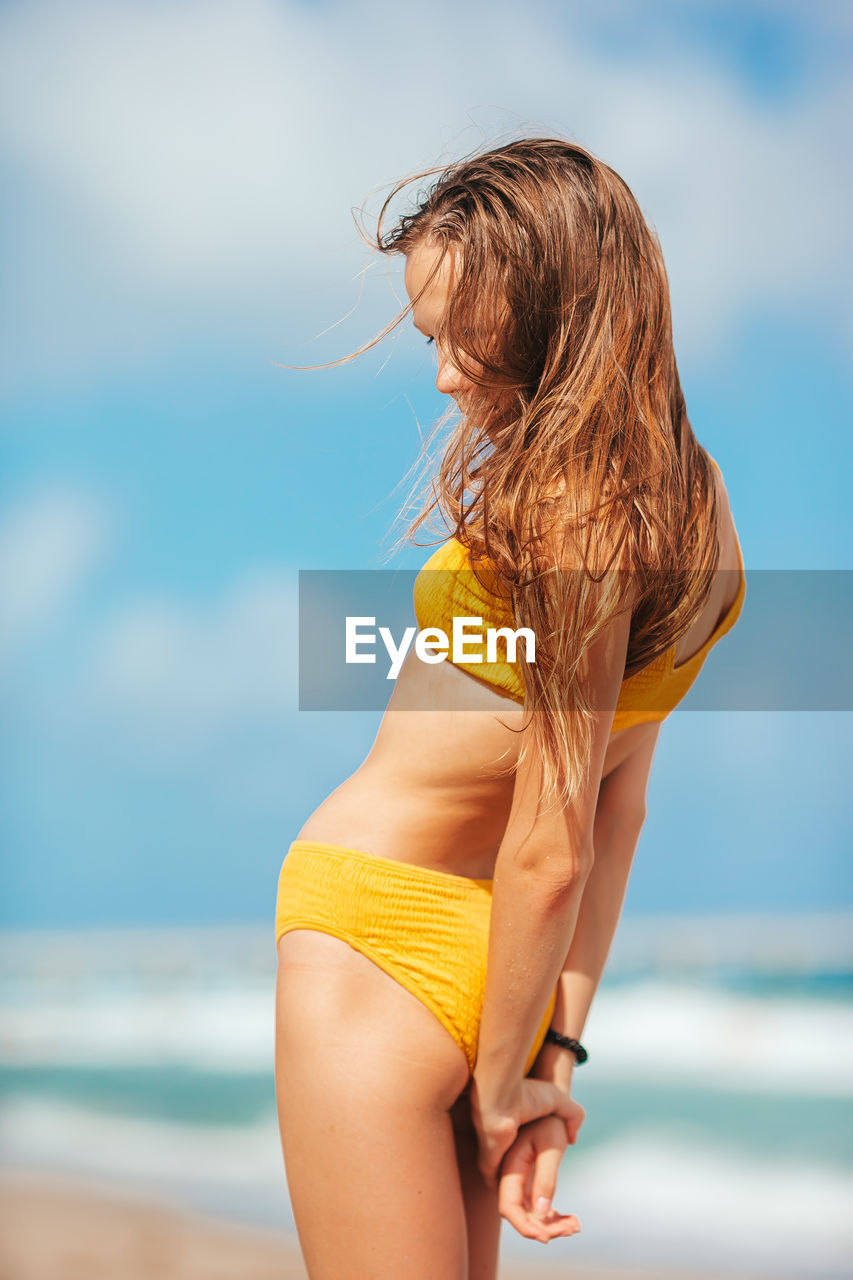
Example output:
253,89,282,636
0,1169,768,1280
0,1171,308,1280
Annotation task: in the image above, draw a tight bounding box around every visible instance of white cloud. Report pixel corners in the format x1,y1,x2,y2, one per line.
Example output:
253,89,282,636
0,486,110,664
0,484,371,782
56,563,381,812
77,566,300,755
0,0,850,388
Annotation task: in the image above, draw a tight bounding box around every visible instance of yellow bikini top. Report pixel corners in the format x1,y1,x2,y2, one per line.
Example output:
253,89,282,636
412,455,746,732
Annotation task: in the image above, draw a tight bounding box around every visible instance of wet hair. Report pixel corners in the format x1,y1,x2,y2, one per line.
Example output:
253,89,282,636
326,136,722,812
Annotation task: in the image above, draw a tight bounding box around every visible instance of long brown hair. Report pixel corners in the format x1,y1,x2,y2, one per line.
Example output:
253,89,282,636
313,137,723,812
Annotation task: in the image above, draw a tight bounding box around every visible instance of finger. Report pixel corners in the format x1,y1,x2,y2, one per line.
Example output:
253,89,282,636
500,1132,536,1181
497,1148,535,1229
536,1210,583,1241
498,1189,581,1244
530,1144,564,1222
566,1102,586,1145
499,1196,549,1241
521,1136,536,1211
507,1128,543,1210
499,1137,578,1243
499,1166,552,1243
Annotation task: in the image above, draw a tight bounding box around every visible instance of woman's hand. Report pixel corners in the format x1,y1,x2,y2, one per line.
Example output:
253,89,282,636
498,1113,584,1243
469,1075,585,1190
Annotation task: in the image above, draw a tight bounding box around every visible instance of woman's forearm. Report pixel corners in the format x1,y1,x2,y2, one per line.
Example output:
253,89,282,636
530,804,645,1091
473,818,595,1108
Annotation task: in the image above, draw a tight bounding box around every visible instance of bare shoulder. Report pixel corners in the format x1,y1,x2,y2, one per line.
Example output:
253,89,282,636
535,471,636,603
708,452,741,573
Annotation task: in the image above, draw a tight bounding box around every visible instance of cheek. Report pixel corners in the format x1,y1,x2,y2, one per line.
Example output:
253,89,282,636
455,352,483,385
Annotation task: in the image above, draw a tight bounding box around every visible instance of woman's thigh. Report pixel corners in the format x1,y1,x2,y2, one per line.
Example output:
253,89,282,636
275,928,473,1280
450,1092,503,1280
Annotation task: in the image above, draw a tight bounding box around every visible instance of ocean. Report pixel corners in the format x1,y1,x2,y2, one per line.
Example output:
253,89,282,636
1,916,851,1278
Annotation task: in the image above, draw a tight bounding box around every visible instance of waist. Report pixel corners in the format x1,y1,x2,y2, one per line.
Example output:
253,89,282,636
296,767,511,880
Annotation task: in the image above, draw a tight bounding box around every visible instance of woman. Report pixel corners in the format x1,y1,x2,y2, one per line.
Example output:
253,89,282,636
274,137,746,1280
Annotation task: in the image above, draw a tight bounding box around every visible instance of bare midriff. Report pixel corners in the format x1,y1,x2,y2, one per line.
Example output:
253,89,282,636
297,466,742,880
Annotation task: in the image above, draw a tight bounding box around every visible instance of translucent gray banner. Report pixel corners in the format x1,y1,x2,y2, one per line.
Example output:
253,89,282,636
298,569,853,713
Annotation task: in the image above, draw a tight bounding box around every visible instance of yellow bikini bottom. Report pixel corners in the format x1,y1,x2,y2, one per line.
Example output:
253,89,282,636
275,840,557,1076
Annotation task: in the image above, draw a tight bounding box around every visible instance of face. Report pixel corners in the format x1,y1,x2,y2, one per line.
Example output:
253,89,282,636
403,241,478,409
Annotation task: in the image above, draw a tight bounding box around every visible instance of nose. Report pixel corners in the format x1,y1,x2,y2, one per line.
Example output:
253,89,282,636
435,350,468,398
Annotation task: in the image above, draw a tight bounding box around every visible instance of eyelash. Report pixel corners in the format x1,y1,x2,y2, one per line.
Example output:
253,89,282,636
425,336,435,346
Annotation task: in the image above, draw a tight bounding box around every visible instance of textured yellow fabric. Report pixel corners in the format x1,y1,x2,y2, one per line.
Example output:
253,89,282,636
412,454,746,732
275,840,557,1075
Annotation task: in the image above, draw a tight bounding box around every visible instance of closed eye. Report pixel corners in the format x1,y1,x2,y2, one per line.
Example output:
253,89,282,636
425,336,435,346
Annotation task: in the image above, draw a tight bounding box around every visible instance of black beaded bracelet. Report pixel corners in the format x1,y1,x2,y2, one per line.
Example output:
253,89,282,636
544,1028,588,1063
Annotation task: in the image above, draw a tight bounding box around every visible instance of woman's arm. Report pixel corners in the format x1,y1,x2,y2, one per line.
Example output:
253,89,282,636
495,726,660,1235
470,592,634,1182
529,723,660,1095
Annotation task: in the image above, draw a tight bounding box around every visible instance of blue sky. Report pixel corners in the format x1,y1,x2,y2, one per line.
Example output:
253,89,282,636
1,0,851,928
